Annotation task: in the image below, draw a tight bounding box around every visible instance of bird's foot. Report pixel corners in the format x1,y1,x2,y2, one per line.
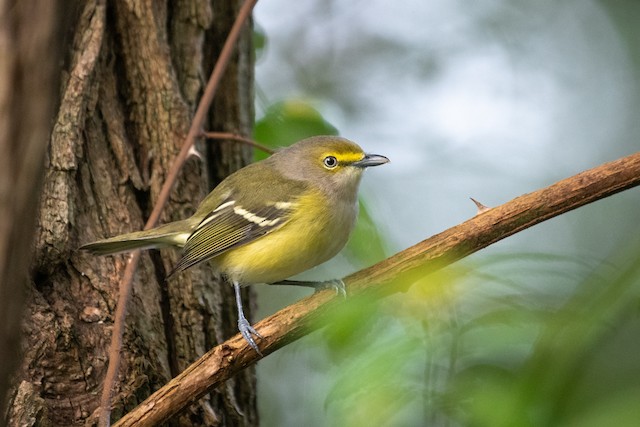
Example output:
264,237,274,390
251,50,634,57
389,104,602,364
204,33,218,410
314,279,347,297
238,314,263,356
269,279,347,298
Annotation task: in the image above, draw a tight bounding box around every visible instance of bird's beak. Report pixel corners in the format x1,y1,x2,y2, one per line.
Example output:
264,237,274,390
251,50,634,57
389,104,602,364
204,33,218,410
352,153,390,168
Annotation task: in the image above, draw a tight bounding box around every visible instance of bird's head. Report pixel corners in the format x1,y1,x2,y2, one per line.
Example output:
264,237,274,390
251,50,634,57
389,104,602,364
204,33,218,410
269,136,389,200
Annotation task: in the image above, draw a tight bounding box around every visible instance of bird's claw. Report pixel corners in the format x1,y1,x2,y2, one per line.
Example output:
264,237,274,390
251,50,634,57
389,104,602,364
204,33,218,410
314,279,347,298
238,315,263,356
268,279,347,297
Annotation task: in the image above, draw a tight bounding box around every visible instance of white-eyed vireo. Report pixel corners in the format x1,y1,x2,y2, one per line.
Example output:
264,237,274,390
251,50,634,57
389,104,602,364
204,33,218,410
81,136,389,353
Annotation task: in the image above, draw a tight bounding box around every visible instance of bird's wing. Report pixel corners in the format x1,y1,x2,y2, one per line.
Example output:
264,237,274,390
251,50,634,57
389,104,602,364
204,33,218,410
169,197,294,275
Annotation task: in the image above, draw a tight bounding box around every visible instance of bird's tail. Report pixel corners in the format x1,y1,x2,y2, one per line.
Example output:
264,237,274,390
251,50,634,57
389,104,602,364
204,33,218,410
79,220,191,255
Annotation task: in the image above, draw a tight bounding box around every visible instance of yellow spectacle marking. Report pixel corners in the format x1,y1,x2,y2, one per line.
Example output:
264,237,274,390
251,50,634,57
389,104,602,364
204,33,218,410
323,152,364,164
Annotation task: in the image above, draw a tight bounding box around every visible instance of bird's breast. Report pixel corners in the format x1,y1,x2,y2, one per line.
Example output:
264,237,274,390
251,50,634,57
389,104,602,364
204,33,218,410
214,188,358,284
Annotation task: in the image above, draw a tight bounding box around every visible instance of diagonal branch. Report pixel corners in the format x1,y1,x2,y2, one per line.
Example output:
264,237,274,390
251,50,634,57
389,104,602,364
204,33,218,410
114,151,640,426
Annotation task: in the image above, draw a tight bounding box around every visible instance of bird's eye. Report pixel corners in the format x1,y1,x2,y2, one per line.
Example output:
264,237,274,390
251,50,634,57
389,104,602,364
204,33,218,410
323,156,338,169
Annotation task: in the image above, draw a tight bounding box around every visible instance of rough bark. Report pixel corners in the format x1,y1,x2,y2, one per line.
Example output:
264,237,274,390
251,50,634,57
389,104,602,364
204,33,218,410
0,0,64,424
6,1,256,426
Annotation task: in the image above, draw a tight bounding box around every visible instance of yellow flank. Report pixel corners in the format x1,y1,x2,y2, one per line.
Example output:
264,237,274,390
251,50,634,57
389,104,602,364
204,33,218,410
213,188,355,284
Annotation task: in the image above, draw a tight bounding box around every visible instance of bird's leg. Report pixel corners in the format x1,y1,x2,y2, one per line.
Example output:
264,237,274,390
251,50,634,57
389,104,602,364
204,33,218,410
234,282,263,355
268,279,347,297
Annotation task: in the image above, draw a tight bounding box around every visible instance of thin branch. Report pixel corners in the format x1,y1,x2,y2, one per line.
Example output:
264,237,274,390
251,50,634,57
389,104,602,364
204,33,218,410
201,131,275,154
113,151,640,426
98,1,258,426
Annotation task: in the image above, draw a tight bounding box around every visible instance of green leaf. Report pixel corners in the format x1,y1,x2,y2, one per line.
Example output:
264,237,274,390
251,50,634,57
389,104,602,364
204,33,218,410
253,25,267,61
253,99,338,160
345,199,388,266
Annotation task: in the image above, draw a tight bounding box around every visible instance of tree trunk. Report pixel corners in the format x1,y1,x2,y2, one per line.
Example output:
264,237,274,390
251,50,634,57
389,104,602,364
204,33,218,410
5,1,257,426
0,0,65,424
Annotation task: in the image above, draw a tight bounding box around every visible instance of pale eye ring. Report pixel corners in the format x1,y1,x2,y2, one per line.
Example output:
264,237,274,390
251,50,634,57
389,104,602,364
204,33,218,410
323,156,338,169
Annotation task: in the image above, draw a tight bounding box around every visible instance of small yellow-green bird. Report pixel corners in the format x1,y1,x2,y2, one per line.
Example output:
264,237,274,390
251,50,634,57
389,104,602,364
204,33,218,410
81,136,389,354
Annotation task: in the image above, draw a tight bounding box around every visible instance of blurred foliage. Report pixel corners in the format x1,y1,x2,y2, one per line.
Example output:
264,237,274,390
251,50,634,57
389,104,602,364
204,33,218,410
253,3,640,426
253,25,267,61
345,200,388,266
307,243,640,427
253,99,338,161
252,85,640,427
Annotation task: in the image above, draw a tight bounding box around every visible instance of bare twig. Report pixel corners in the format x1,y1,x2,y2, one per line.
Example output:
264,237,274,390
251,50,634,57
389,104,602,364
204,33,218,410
470,197,490,214
98,1,258,426
113,151,640,426
201,131,275,154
